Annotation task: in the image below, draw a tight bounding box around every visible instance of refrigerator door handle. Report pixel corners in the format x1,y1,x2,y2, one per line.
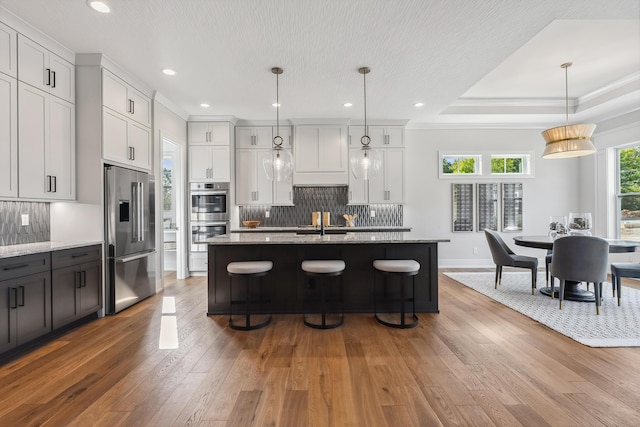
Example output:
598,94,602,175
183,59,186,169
116,250,157,263
131,182,139,242
138,182,145,242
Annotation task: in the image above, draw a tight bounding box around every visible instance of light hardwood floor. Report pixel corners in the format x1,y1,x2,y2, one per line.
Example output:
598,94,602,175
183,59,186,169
1,270,640,426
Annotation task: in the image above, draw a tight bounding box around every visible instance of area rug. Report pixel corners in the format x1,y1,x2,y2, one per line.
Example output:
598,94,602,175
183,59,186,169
444,271,640,347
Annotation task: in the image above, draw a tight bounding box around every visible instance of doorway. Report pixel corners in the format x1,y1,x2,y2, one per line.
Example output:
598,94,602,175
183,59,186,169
162,137,187,279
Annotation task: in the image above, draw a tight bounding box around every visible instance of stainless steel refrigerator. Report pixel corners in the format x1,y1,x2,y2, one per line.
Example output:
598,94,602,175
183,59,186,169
105,165,156,314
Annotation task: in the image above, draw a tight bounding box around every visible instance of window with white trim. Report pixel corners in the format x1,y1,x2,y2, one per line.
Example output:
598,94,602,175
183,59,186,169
618,144,640,241
440,154,482,177
490,154,531,175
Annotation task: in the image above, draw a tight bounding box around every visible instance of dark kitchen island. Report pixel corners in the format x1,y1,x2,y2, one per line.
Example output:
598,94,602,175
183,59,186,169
205,232,449,315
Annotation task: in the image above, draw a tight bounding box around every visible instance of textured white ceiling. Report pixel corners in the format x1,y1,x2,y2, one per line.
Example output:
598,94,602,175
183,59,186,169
1,0,638,127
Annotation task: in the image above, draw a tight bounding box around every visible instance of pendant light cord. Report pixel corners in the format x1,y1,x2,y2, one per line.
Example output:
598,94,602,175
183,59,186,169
564,65,569,127
363,70,367,133
276,71,280,138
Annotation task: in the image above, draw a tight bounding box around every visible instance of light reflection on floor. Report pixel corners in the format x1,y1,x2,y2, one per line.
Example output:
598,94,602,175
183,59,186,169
159,296,179,349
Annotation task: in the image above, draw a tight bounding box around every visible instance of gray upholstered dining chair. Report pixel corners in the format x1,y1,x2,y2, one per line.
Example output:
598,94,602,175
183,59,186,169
484,229,538,294
550,236,609,314
610,263,640,306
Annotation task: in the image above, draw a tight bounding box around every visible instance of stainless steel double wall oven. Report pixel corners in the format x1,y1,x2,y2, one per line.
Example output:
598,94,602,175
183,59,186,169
190,182,230,253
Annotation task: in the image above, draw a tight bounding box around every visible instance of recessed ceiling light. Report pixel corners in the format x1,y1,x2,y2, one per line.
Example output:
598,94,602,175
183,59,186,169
414,102,424,107
272,103,280,107
162,69,176,76
200,103,210,108
87,0,110,13
344,103,353,107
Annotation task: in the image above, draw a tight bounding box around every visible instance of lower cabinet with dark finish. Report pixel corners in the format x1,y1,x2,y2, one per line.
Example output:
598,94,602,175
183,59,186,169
0,253,52,354
51,245,102,329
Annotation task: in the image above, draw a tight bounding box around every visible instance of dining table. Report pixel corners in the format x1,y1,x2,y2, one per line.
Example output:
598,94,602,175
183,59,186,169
513,235,640,302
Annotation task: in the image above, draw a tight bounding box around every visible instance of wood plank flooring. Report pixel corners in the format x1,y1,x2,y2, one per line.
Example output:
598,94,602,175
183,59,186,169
1,270,640,426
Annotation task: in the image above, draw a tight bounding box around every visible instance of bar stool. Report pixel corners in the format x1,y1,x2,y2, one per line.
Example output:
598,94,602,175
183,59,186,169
373,259,420,329
227,261,273,330
301,260,345,329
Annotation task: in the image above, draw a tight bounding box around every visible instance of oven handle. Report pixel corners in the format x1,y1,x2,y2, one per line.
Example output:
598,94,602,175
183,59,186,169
190,191,228,196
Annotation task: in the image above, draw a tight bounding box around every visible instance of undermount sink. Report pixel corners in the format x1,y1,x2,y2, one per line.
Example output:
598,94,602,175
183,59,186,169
295,229,348,235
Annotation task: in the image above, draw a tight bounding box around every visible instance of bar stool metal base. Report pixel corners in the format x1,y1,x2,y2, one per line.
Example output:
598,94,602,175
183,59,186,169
228,262,272,331
302,261,345,329
374,260,420,329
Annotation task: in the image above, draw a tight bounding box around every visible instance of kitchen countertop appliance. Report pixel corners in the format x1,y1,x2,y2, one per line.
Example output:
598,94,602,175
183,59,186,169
105,165,156,314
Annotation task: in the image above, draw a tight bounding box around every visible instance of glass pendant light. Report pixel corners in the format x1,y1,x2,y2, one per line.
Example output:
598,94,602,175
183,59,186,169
350,67,382,180
541,62,597,159
263,67,294,181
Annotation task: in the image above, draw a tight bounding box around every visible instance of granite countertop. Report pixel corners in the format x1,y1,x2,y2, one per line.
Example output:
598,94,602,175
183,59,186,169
206,231,449,245
232,226,412,233
0,241,104,259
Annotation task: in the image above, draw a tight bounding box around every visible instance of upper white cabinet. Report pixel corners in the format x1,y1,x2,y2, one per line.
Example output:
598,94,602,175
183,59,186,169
368,148,405,204
102,70,151,127
17,34,74,103
187,121,232,182
347,149,368,205
18,83,75,200
347,125,405,204
234,126,293,205
188,145,231,182
348,125,404,147
0,22,17,78
102,109,151,171
235,149,273,205
102,69,152,171
189,122,232,145
293,125,348,185
236,126,273,148
0,73,17,197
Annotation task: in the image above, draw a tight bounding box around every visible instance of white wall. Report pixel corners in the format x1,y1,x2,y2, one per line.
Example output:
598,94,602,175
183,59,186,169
404,128,581,267
153,98,188,288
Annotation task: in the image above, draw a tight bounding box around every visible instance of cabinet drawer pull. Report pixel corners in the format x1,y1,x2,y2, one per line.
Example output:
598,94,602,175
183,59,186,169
46,68,51,86
3,264,28,271
9,288,17,309
82,271,87,287
71,253,89,258
75,271,82,288
51,70,56,88
52,175,57,193
18,286,25,307
46,175,52,192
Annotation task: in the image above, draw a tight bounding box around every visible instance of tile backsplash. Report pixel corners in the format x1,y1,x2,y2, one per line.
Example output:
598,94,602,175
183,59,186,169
239,186,402,227
0,201,50,246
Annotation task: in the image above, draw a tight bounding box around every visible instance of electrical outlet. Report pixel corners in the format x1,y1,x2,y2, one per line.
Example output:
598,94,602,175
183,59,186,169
265,210,270,218
21,214,29,226
473,247,478,254
370,210,376,218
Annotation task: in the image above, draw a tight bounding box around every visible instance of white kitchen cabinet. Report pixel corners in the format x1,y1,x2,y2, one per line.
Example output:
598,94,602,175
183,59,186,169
188,122,231,145
188,145,231,182
293,125,348,185
18,83,75,200
0,22,17,78
17,34,74,103
235,149,272,205
347,149,368,205
102,69,151,127
187,121,231,182
236,126,273,148
0,73,17,197
272,174,293,205
103,108,151,171
368,148,405,204
349,125,404,147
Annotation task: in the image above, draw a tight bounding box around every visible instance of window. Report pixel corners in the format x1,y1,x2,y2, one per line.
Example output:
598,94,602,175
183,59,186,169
618,145,640,241
490,154,531,175
440,154,481,177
